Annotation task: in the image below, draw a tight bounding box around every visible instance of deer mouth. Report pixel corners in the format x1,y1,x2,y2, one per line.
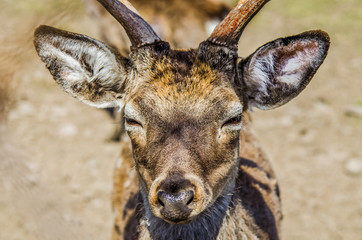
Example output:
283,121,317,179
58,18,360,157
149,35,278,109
160,210,194,224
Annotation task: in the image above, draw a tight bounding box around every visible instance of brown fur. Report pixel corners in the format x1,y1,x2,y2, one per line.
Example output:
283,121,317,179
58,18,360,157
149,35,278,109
112,113,282,239
108,46,282,239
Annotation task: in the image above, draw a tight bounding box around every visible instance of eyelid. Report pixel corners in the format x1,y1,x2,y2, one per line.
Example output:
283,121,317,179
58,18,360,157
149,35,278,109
222,115,242,128
124,117,143,127
223,103,243,123
124,104,143,124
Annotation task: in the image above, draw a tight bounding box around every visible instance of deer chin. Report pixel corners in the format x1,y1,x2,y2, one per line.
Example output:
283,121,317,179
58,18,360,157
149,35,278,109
148,173,213,224
158,213,196,225
149,199,212,225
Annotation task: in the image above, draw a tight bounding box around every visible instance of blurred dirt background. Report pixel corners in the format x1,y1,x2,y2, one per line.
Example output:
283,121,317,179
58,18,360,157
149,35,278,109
0,0,361,239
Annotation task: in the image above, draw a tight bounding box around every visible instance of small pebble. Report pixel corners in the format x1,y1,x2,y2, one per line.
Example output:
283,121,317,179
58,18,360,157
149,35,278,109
344,158,362,176
58,123,78,137
25,173,39,187
344,106,362,118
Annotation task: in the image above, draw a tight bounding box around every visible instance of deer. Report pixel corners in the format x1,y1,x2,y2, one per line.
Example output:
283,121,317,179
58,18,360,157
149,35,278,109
33,0,330,239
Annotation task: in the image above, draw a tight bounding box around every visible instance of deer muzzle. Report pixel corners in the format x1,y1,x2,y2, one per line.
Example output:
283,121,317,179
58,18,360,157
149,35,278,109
149,172,212,224
157,189,194,223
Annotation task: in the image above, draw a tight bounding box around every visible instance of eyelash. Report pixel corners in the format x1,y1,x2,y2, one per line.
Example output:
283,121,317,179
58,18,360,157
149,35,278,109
222,115,242,127
125,118,142,127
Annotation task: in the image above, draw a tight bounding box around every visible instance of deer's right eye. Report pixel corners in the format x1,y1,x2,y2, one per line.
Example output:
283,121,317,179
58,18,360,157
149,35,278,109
125,118,143,127
222,115,242,128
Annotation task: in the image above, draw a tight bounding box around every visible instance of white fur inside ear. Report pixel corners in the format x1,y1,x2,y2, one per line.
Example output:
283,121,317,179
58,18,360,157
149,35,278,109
38,35,123,88
278,42,319,87
252,54,275,95
249,40,320,94
277,55,303,88
35,26,130,108
282,57,302,73
242,31,329,110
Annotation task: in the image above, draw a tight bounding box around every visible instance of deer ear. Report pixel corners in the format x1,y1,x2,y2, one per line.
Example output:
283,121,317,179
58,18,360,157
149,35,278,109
239,30,330,110
34,25,131,108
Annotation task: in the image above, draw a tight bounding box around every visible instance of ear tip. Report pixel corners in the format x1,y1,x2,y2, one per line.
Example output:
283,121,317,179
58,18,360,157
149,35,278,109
303,29,331,46
35,25,52,36
34,25,55,45
34,25,67,41
312,29,330,42
294,30,330,58
34,25,46,49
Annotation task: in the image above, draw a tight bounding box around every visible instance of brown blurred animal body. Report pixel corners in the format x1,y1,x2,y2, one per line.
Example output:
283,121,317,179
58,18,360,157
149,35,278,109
83,0,230,54
34,0,329,239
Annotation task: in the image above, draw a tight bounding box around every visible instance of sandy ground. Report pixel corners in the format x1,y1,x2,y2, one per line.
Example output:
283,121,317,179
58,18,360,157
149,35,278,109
1,0,361,239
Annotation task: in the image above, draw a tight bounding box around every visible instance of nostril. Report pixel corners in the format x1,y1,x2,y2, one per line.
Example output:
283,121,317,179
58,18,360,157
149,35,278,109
186,190,194,205
158,197,165,207
157,191,165,207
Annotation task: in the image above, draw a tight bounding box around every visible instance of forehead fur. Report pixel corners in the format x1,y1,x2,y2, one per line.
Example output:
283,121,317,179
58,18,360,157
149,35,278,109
126,49,240,118
150,50,217,98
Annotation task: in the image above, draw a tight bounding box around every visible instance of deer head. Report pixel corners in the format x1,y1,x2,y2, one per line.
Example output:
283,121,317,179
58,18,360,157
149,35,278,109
34,0,329,224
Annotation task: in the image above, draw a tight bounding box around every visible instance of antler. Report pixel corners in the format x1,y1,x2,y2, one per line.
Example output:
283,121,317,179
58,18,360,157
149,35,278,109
97,0,161,48
207,0,270,47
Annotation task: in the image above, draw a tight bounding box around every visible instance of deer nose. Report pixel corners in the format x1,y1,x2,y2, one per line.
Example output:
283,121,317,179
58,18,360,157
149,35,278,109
157,189,194,207
157,189,194,223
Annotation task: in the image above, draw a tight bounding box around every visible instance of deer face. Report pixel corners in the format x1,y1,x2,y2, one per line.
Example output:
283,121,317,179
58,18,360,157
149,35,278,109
123,49,243,223
34,0,329,224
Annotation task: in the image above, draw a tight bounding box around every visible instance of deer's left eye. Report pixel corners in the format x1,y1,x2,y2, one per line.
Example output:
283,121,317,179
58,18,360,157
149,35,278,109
125,118,143,127
222,115,242,127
